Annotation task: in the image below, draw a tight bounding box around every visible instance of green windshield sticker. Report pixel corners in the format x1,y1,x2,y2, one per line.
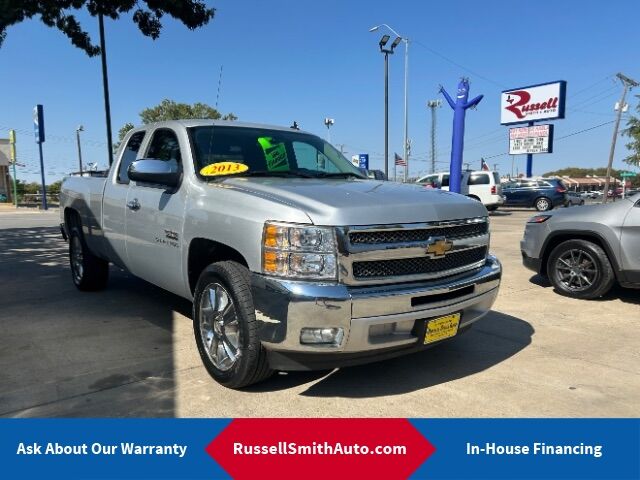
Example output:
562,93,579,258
258,136,290,172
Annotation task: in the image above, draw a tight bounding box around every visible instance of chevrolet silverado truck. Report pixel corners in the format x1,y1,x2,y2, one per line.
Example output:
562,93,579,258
60,120,502,388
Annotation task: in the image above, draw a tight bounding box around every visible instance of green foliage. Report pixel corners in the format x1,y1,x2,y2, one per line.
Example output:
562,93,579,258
116,99,237,147
542,167,639,187
140,99,237,125
0,1,215,57
15,180,41,195
622,94,640,167
47,180,63,195
115,122,136,147
543,167,624,178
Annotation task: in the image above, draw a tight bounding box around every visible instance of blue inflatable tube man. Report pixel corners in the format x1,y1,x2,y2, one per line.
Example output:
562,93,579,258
440,78,483,193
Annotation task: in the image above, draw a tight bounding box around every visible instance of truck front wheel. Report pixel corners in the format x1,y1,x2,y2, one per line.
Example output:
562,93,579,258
69,226,109,291
193,261,272,388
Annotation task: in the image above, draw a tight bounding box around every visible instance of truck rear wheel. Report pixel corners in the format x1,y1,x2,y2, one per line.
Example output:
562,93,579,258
193,261,272,388
69,226,109,291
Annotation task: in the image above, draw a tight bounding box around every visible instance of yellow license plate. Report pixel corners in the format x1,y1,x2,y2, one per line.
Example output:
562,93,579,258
424,313,461,344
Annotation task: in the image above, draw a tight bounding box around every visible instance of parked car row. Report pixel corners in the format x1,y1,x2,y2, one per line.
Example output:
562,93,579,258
501,178,568,211
416,170,504,211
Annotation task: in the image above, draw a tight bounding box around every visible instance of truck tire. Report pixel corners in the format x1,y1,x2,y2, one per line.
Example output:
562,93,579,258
547,239,615,299
193,261,272,388
535,196,552,211
69,226,109,291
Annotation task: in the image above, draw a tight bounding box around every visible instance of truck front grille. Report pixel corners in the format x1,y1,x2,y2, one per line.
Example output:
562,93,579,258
351,246,488,280
349,222,488,245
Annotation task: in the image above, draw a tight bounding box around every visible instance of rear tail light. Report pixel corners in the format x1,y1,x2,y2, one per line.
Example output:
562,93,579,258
556,187,567,193
491,185,497,194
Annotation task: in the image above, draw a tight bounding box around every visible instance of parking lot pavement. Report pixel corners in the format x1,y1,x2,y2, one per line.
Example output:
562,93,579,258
0,208,638,418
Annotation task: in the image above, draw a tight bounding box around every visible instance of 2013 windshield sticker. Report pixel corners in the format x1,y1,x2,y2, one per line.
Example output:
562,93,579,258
257,137,290,172
200,162,249,176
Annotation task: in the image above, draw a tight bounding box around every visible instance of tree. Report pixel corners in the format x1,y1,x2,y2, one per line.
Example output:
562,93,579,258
0,1,215,57
47,180,63,195
542,167,639,188
117,99,237,143
622,94,640,167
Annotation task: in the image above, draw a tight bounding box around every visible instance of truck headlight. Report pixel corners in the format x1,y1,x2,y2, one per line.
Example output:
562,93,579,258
262,222,337,279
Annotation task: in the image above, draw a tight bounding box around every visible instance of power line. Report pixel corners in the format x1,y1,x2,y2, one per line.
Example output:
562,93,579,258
412,39,508,88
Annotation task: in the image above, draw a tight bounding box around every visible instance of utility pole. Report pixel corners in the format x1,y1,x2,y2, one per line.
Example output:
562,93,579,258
427,100,442,174
603,72,639,203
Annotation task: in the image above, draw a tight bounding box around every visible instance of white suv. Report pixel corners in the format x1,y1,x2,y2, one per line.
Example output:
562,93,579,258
417,170,504,211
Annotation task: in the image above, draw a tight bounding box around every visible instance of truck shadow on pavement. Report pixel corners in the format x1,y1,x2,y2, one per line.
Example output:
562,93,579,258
0,226,183,418
250,311,534,398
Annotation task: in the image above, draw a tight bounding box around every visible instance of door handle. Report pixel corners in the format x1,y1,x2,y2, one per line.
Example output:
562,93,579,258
126,199,141,211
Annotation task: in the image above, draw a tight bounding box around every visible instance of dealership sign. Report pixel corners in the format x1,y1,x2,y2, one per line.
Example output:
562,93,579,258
501,81,566,125
509,124,554,155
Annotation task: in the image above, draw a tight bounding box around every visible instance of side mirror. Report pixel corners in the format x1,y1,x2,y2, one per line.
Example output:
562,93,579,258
128,159,180,187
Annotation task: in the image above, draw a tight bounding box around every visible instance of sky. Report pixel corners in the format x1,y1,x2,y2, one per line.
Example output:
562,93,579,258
1,0,639,183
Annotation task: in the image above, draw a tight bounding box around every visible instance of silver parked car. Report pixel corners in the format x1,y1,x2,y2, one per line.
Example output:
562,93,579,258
564,191,585,207
521,193,640,299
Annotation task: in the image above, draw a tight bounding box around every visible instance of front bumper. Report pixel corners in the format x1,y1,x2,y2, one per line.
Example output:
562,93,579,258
251,255,502,370
521,251,542,273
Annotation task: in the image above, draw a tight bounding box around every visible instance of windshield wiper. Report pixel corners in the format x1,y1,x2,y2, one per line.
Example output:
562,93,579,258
220,170,316,179
310,172,366,179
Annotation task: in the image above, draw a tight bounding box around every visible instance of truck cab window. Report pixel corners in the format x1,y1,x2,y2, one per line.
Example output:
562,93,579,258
117,131,146,184
146,129,182,164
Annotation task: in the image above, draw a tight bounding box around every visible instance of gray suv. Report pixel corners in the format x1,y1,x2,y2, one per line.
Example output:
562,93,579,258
521,194,640,299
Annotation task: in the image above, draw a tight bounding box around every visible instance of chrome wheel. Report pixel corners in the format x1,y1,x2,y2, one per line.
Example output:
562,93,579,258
198,282,241,371
71,235,84,283
555,249,598,292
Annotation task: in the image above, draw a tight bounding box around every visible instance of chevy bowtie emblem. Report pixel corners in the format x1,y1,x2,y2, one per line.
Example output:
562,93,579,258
426,237,453,258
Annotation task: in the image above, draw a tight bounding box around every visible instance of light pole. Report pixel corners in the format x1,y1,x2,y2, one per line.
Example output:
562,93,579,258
98,13,114,167
374,34,400,180
76,125,84,175
324,118,334,143
370,24,409,181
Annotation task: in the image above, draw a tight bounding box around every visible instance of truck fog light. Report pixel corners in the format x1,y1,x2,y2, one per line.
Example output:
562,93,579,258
300,327,344,345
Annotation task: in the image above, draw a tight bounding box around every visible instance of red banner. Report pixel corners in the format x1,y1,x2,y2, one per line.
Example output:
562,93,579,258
206,418,435,479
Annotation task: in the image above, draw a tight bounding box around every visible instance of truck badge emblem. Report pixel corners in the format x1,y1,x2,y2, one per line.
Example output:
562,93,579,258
426,237,453,258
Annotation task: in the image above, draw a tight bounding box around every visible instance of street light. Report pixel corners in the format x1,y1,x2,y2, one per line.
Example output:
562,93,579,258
374,33,400,180
324,117,335,143
370,24,409,181
76,125,84,175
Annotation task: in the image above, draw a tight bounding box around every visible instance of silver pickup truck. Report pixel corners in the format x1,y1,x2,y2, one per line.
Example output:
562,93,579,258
60,120,502,388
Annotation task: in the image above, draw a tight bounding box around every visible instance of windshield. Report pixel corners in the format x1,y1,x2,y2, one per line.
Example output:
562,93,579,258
188,126,366,179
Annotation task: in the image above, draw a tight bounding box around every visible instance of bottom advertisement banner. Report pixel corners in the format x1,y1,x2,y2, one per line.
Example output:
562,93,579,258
0,419,637,479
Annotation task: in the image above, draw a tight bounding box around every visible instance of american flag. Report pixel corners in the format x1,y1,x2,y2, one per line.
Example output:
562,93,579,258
394,153,406,166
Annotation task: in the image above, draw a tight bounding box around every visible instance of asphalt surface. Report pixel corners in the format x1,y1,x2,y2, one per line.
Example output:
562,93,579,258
0,207,638,418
